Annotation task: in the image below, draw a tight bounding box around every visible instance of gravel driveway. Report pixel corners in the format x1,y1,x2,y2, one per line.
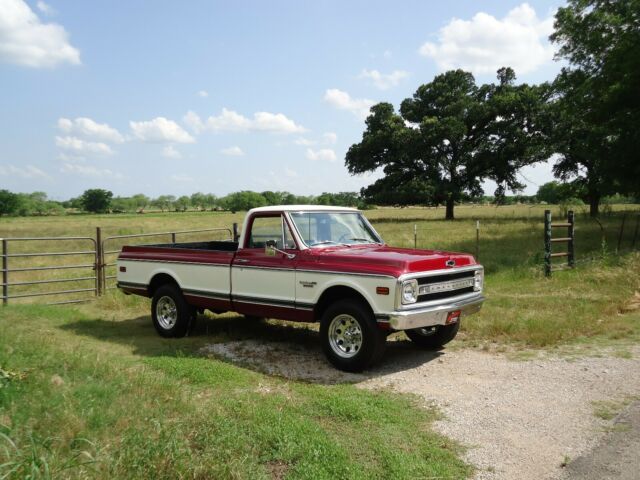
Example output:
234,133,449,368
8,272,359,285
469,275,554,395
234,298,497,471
204,339,640,480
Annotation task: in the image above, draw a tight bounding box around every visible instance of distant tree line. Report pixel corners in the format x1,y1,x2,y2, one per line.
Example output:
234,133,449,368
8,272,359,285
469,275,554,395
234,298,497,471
346,0,640,219
0,190,65,216
0,188,370,216
1,185,636,217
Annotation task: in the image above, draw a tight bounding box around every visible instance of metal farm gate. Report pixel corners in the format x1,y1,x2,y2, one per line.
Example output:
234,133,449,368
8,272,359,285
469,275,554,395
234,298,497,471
1,226,233,305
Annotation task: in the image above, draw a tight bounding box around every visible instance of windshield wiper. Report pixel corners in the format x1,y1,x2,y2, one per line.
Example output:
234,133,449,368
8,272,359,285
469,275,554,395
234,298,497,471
310,240,351,248
348,238,377,243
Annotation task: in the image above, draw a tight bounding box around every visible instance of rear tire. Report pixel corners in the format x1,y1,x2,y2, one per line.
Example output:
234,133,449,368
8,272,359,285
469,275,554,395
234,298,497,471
151,284,195,338
320,299,386,372
405,322,460,349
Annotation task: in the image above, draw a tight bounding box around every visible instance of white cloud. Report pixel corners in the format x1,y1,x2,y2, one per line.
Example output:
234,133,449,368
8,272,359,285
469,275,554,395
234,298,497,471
162,145,182,159
252,111,305,134
294,137,316,146
60,162,124,179
324,89,374,120
206,108,253,132
183,110,205,134
419,3,555,75
359,69,409,90
57,117,124,143
322,132,337,144
184,108,305,134
57,152,85,163
36,1,53,15
130,117,195,143
220,146,244,156
0,0,80,67
55,136,113,155
306,148,337,162
197,90,209,97
0,163,49,178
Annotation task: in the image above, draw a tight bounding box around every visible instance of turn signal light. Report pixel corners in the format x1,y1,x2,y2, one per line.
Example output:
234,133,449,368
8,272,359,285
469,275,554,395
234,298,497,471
376,287,389,295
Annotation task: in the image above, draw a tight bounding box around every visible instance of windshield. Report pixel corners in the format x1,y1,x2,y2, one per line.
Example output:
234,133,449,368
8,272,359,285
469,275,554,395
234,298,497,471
289,212,382,247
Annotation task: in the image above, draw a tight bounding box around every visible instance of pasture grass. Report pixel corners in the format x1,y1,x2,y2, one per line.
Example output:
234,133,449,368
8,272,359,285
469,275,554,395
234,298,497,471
464,253,640,348
0,304,470,479
1,205,639,478
1,204,639,350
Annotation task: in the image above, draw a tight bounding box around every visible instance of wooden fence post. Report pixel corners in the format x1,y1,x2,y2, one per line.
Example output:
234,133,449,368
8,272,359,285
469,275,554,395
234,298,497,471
2,239,7,305
567,210,575,268
96,227,102,296
544,210,552,277
233,223,239,243
414,224,417,249
475,220,480,261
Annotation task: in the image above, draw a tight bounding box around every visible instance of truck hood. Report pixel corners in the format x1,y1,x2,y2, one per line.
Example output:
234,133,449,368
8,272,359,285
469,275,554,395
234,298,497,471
304,245,477,277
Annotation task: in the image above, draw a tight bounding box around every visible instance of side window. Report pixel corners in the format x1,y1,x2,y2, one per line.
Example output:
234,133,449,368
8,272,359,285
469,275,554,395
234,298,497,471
249,215,297,250
283,220,296,249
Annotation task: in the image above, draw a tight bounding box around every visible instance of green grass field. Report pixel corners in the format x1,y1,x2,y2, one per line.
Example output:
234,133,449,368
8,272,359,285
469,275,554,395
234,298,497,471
1,205,640,478
0,304,471,479
2,204,639,347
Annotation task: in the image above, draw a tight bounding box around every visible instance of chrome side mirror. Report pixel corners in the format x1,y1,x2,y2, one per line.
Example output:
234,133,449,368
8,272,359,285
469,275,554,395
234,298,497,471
264,240,295,259
265,241,276,256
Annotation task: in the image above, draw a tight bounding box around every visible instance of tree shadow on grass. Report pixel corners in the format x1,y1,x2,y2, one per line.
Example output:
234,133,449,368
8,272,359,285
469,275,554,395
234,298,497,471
61,312,444,384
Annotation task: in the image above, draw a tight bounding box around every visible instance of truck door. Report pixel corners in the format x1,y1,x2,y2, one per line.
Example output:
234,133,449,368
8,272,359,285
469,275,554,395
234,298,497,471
231,213,299,320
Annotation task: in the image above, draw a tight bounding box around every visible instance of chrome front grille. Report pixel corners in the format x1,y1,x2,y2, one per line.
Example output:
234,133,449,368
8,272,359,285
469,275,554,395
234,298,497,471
416,270,476,303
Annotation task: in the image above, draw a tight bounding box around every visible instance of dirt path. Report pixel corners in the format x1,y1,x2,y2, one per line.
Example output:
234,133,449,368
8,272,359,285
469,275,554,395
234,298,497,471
204,340,640,480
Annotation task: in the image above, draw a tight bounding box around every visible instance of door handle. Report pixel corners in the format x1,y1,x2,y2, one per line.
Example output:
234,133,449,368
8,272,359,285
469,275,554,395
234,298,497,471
236,259,249,263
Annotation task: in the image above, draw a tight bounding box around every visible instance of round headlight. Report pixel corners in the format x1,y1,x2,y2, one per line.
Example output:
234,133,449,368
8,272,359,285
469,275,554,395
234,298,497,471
474,269,484,292
401,279,418,304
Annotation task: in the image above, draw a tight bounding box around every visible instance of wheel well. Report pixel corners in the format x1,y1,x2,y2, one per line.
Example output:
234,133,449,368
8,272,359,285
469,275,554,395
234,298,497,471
314,285,372,321
148,273,179,297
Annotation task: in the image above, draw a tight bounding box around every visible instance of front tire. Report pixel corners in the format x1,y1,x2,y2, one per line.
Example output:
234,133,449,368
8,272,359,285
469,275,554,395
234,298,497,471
405,322,460,349
151,284,195,338
320,299,386,372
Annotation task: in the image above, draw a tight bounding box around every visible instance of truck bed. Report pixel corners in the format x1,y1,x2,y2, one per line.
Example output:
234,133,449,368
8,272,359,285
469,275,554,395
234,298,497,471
119,241,239,265
142,240,239,252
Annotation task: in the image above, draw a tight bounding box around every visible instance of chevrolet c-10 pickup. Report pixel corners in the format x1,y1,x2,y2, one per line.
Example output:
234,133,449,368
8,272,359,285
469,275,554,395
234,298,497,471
117,205,485,371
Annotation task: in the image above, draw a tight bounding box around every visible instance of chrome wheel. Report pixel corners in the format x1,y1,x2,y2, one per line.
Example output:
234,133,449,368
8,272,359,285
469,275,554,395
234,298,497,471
328,314,363,358
156,296,177,330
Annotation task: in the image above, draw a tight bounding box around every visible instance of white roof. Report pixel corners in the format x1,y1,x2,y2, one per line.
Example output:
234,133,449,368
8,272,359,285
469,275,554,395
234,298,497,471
248,205,359,214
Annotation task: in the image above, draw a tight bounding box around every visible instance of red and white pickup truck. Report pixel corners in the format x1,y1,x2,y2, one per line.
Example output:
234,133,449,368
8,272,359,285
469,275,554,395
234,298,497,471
117,206,484,371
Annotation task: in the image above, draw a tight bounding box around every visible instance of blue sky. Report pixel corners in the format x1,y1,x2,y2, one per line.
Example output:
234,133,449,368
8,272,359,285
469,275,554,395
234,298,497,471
1,0,564,200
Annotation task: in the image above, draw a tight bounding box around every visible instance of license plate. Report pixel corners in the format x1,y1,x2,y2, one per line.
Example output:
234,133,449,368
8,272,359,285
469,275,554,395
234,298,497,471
446,310,461,324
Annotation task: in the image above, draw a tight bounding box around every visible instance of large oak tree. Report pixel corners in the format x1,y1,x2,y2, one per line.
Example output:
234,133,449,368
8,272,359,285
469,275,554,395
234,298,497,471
550,0,640,216
345,69,550,219
80,189,113,214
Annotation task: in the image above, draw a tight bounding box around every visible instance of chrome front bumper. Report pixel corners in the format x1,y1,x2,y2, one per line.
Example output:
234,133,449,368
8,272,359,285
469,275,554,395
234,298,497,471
381,294,485,330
